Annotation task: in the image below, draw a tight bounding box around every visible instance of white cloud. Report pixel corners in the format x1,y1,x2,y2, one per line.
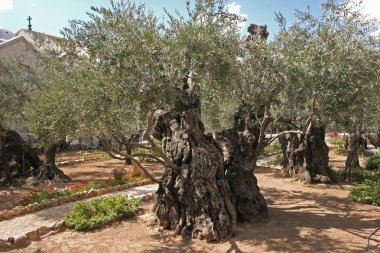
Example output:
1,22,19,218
0,0,13,12
226,2,248,29
357,0,380,19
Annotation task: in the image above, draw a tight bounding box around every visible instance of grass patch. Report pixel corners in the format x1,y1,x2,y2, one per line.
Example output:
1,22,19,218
64,194,142,231
349,171,380,205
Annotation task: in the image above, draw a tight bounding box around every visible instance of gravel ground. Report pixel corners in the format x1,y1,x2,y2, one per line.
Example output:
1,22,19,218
0,184,158,240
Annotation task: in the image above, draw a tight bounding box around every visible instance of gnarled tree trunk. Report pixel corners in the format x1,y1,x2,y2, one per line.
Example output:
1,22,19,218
344,124,362,181
282,125,335,183
215,106,268,223
34,142,71,182
0,126,12,184
153,87,237,241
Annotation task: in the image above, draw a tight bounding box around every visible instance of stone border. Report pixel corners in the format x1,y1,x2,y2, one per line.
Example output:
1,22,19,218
0,179,153,221
56,156,104,167
0,193,155,249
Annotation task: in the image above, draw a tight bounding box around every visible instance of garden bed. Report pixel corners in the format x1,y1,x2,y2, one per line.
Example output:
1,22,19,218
0,179,153,221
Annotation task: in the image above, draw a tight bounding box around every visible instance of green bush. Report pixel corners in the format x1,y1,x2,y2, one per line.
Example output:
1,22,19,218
267,154,284,166
64,194,142,231
335,148,348,155
262,142,281,155
365,153,380,170
330,139,346,147
349,171,380,205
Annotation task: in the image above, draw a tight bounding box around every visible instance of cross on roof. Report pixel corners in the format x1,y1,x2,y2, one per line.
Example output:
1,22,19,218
27,16,32,31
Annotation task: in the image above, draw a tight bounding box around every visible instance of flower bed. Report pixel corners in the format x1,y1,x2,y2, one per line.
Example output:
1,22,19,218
0,179,154,221
18,184,89,207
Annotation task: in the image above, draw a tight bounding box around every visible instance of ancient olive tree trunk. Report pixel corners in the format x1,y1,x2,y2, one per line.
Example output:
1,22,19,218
0,126,12,184
344,124,362,181
282,125,335,183
215,107,268,223
34,142,71,182
5,129,41,177
153,87,237,241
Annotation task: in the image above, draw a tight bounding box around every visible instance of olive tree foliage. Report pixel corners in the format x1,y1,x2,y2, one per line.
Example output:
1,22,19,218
25,59,85,148
273,0,379,129
34,0,244,171
269,0,379,181
0,57,36,129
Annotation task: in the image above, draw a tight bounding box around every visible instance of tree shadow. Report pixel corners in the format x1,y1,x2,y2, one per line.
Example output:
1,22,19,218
143,185,379,252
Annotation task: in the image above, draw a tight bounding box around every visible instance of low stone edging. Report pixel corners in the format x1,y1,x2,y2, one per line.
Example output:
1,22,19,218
0,179,154,222
56,156,101,167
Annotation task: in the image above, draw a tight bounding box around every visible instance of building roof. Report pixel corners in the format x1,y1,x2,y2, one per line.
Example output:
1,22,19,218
16,29,65,42
0,28,16,42
0,35,38,53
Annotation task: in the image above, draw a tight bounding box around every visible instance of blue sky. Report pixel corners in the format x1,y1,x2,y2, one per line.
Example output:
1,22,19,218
0,0,379,39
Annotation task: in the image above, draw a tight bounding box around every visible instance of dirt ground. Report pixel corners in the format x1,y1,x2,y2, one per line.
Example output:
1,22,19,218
5,162,380,252
2,149,380,253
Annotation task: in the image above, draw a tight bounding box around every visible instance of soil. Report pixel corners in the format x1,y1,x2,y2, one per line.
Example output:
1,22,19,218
3,149,380,253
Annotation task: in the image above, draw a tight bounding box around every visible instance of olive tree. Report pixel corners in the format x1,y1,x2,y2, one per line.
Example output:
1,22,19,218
0,58,37,184
29,0,266,240
270,0,379,182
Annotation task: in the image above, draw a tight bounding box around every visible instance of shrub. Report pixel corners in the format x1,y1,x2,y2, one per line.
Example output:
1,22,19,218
64,194,142,231
365,153,380,170
349,171,380,205
335,148,348,155
267,154,284,166
125,164,146,180
330,139,346,147
111,168,128,182
262,142,281,155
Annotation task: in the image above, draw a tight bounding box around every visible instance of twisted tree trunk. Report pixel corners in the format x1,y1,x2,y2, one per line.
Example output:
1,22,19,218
215,106,268,223
153,87,237,241
344,124,362,181
282,125,335,183
34,143,71,182
0,126,12,184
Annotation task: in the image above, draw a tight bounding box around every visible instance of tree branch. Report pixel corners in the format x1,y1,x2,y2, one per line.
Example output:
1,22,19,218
132,153,166,165
302,94,318,135
256,106,273,155
143,109,180,173
266,130,303,146
100,132,160,183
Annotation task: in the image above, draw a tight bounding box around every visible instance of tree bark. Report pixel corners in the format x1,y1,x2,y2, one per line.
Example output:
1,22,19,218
278,134,289,168
344,124,362,181
282,125,335,183
0,126,12,184
215,105,268,223
34,143,71,182
125,144,132,165
5,129,41,177
153,86,237,241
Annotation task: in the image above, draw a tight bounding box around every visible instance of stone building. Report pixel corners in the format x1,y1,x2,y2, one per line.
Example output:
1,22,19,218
0,28,38,68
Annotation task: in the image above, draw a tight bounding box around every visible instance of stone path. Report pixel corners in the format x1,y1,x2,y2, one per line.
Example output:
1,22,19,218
0,184,158,240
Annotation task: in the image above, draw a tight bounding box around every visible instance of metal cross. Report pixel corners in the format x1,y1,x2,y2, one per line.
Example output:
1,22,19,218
27,16,32,31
